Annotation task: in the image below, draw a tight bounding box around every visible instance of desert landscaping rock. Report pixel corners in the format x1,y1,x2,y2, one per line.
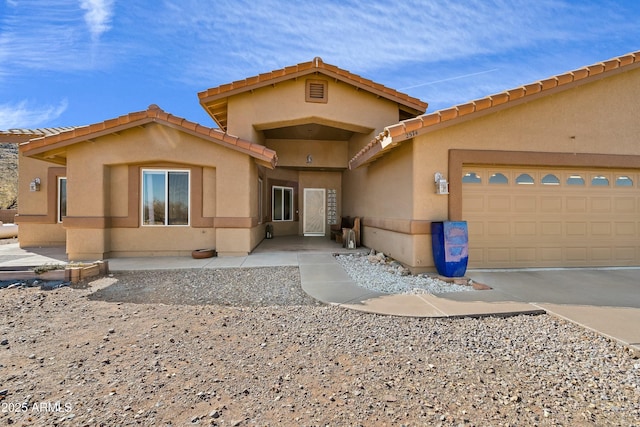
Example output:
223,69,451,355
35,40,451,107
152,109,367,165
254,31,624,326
0,266,639,426
336,253,471,294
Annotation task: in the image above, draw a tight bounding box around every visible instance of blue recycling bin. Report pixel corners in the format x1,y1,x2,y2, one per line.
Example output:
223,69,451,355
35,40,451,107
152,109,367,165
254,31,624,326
431,221,468,277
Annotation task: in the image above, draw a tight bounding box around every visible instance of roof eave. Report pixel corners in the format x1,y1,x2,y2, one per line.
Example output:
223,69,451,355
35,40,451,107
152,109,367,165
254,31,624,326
349,50,640,169
20,105,279,168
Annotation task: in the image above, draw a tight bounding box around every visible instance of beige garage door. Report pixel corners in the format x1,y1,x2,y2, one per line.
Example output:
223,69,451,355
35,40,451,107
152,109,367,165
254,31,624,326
462,167,640,268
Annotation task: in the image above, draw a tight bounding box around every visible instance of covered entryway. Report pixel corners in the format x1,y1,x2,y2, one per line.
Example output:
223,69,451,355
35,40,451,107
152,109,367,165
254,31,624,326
462,166,640,268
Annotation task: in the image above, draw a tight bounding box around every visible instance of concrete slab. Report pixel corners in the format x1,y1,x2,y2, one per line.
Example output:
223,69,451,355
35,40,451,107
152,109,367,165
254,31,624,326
420,293,544,317
239,252,298,267
535,303,640,355
341,294,447,317
297,253,337,265
302,280,383,305
465,269,640,308
0,245,67,267
107,256,225,271
299,263,353,283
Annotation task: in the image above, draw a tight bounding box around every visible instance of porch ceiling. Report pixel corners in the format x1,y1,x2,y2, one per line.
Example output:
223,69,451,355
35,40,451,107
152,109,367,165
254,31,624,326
263,123,354,141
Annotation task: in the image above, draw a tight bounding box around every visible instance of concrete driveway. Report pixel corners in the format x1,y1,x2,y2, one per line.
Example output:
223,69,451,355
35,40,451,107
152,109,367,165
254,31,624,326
448,268,640,355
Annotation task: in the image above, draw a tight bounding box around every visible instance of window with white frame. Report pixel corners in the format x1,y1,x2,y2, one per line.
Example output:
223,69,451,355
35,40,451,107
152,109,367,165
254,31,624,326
57,177,67,223
142,170,190,225
272,186,293,221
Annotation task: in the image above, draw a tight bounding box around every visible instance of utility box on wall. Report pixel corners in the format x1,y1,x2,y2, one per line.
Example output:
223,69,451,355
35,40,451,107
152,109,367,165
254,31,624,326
431,221,469,277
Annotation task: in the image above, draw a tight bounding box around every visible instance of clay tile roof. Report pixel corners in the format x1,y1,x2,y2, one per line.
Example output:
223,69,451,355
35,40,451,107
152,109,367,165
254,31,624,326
0,126,83,143
20,104,277,169
349,49,640,169
198,57,428,131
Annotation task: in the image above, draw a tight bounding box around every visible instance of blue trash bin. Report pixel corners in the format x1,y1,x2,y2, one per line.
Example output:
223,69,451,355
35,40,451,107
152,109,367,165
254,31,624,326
431,221,468,277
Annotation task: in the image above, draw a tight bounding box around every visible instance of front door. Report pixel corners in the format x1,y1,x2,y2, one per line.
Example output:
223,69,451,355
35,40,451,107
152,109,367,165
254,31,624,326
303,188,325,236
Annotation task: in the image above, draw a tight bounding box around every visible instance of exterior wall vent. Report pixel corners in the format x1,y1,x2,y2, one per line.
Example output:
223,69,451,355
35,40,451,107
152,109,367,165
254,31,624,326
306,79,328,103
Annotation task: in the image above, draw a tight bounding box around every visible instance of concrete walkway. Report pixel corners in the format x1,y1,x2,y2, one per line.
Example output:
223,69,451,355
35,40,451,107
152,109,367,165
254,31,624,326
1,240,638,355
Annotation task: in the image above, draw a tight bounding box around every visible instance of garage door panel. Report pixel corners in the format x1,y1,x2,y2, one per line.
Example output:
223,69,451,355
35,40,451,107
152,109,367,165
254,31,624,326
467,221,484,238
515,247,536,262
487,247,510,263
488,196,510,212
541,222,562,236
514,222,536,236
514,196,536,212
463,166,640,268
464,195,485,212
487,221,510,236
591,222,612,236
614,197,636,213
566,247,588,261
591,247,612,262
590,197,611,212
468,248,484,265
540,247,562,262
615,222,635,236
566,197,588,212
566,222,587,236
540,196,562,212
615,247,636,261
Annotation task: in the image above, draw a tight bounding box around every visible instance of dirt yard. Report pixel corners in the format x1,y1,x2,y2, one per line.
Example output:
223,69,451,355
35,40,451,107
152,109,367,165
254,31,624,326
1,270,639,426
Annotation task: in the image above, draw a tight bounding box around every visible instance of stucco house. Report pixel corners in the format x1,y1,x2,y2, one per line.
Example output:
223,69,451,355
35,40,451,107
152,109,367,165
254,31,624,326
8,50,640,270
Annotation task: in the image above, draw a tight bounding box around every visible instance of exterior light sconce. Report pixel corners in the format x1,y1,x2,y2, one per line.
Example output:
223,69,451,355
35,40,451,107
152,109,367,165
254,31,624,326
434,172,449,195
306,154,313,164
30,178,41,192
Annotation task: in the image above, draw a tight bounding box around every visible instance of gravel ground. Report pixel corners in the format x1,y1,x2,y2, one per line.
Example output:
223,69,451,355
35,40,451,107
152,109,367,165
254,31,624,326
1,266,639,426
336,253,472,294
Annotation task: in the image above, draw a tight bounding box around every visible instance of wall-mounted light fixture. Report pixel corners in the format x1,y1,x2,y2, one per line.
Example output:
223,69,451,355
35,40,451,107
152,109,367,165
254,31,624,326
30,178,41,192
306,154,313,164
434,172,449,195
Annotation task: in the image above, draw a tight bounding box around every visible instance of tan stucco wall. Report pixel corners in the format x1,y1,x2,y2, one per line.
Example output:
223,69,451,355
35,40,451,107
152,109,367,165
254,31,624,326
20,123,261,259
16,156,66,246
266,139,348,169
18,224,66,247
17,156,52,216
413,66,640,223
343,141,415,263
226,78,399,143
352,67,640,270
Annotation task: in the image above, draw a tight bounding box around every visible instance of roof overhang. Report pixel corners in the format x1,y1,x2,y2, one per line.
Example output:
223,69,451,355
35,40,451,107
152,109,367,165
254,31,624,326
198,57,427,131
349,50,640,169
20,105,278,169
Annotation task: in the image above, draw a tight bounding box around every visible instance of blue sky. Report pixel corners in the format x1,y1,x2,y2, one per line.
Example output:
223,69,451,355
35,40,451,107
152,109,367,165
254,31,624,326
1,0,639,130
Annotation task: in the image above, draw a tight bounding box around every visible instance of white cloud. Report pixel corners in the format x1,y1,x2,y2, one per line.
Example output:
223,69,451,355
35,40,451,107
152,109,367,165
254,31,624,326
0,100,69,129
80,0,115,41
0,0,117,76
153,0,638,92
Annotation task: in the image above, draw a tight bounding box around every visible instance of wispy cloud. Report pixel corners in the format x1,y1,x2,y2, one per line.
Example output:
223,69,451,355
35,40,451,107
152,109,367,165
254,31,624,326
80,0,115,41
152,0,581,80
150,0,638,98
0,0,116,76
0,100,69,129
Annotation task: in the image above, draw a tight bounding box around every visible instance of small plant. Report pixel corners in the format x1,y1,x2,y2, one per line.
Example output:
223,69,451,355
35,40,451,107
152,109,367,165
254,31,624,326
32,263,66,275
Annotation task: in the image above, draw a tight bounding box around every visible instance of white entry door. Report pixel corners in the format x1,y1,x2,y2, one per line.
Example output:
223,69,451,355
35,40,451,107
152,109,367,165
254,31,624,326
303,188,326,236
